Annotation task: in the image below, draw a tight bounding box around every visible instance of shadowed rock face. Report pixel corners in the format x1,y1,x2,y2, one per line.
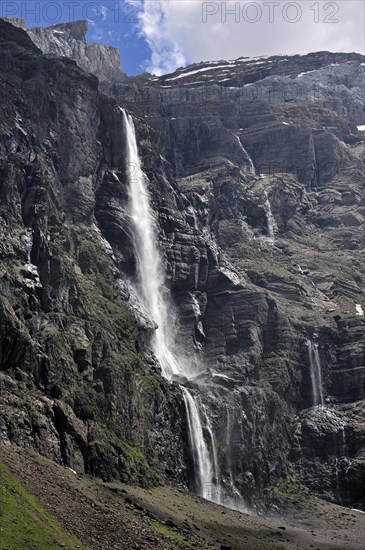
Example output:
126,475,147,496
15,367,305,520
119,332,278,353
1,19,364,509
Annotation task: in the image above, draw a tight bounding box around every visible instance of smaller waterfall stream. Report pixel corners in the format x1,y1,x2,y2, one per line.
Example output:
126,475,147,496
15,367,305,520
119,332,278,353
307,340,324,406
335,425,352,505
235,135,256,175
224,408,245,508
203,402,221,502
264,191,277,243
182,388,220,501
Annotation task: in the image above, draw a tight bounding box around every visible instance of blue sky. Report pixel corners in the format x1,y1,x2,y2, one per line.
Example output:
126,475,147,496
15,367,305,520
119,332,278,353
1,1,364,76
0,1,150,75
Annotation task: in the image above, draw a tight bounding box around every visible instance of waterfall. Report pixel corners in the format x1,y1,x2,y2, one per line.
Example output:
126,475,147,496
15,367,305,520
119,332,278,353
182,388,219,501
340,426,346,456
307,340,324,406
337,426,351,505
123,109,181,380
122,109,220,501
203,402,221,503
264,190,277,243
223,408,247,511
235,135,256,175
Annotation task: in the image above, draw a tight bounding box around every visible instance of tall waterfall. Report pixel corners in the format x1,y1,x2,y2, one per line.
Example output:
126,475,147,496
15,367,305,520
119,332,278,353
123,109,181,380
122,109,220,500
307,340,324,406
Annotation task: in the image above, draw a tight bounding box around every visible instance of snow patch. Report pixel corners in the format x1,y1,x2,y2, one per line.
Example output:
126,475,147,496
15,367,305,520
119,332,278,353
166,64,236,81
355,304,364,316
236,56,268,62
183,80,206,85
297,69,317,78
357,125,365,132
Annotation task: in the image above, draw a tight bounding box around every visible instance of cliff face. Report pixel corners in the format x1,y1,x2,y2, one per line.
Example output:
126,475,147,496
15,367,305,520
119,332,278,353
1,18,365,510
114,51,365,507
0,18,186,487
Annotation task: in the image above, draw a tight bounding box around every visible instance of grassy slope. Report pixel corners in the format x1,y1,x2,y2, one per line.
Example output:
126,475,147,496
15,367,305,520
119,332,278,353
1,446,365,550
0,463,88,550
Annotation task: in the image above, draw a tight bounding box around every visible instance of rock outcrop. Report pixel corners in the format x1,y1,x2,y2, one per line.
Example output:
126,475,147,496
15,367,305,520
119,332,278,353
1,18,364,510
28,20,126,83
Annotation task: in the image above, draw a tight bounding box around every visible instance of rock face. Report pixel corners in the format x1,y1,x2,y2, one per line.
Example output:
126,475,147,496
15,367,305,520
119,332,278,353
0,18,186,487
1,18,365,510
28,20,126,83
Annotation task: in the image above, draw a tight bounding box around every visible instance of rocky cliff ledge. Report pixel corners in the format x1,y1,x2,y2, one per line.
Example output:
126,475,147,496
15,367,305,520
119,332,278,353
28,19,126,83
1,18,364,511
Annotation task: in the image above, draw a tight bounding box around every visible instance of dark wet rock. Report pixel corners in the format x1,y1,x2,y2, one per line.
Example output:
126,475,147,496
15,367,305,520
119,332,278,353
293,402,365,509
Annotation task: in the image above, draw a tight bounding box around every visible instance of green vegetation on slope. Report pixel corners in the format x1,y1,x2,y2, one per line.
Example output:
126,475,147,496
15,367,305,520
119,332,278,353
0,463,88,550
151,521,196,548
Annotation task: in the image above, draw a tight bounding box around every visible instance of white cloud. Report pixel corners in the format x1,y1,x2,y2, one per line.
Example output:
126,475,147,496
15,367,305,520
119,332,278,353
137,0,365,75
86,3,108,25
100,5,108,21
137,1,187,74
